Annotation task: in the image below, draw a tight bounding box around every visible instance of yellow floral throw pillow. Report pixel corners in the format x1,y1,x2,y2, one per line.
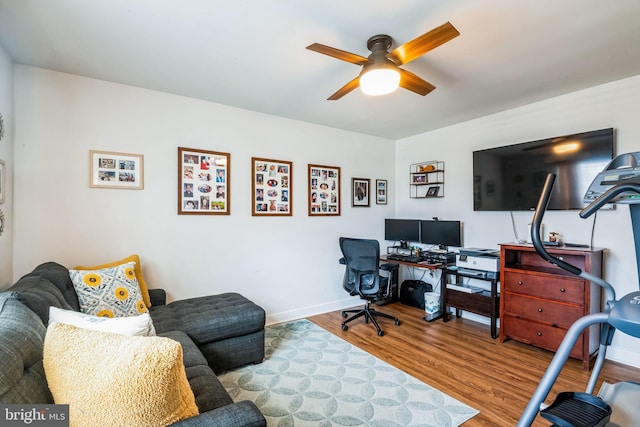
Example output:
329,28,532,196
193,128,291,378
69,262,147,317
74,254,151,308
44,323,199,427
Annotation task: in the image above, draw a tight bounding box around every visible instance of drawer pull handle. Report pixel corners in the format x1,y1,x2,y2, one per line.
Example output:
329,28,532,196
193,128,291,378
537,331,542,336
560,288,566,292
517,281,523,286
538,308,543,312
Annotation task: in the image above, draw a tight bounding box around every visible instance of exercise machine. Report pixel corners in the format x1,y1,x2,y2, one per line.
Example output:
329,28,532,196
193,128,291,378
518,152,640,427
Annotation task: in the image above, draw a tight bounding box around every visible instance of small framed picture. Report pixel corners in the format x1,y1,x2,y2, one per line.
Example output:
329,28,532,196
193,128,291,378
0,159,5,203
178,147,230,215
252,157,292,216
308,164,340,216
351,178,370,207
412,173,427,184
90,150,144,190
427,186,440,197
376,179,387,205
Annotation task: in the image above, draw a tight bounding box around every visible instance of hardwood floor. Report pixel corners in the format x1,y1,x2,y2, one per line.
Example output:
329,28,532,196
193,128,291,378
307,302,640,426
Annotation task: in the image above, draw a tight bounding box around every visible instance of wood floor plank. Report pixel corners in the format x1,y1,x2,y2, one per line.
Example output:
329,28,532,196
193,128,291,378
307,302,640,426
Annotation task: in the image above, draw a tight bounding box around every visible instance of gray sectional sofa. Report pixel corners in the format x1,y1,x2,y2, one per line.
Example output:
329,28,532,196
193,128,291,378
0,261,267,427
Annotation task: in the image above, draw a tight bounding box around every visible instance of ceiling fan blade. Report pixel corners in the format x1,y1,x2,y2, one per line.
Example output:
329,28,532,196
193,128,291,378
327,76,360,100
398,69,436,96
388,22,460,65
306,43,370,65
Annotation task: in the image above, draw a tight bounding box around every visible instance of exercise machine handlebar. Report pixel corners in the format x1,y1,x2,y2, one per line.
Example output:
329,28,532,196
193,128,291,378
531,174,582,276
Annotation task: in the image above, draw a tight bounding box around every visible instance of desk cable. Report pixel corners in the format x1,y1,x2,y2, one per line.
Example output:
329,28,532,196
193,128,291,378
411,265,439,284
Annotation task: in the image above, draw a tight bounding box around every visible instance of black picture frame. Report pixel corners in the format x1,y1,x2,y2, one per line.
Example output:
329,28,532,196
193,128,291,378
426,186,440,197
376,179,387,205
351,178,370,207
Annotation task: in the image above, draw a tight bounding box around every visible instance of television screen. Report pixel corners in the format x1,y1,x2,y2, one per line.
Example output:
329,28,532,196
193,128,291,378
420,220,462,249
473,128,614,211
384,219,420,243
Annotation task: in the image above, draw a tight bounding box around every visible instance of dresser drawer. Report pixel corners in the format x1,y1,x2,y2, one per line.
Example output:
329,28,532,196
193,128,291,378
503,315,583,359
503,271,585,304
503,294,583,328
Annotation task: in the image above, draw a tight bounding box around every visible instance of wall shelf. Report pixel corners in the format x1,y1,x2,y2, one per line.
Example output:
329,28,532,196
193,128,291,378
410,161,444,198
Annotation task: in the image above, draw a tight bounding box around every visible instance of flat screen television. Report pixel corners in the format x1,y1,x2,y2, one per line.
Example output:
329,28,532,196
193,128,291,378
473,128,614,211
384,219,421,245
420,220,462,250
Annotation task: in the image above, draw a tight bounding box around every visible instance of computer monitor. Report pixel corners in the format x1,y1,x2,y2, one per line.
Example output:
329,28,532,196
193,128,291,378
420,220,462,250
384,219,421,247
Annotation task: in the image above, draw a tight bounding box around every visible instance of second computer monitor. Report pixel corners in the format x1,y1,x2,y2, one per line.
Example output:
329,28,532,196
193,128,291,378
420,220,462,250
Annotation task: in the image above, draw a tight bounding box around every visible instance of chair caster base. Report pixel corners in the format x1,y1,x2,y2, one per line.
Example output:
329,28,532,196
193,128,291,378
339,302,400,337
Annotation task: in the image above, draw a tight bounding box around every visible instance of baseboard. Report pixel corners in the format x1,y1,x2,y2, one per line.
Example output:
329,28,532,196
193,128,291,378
602,346,640,369
457,311,493,327
265,296,358,326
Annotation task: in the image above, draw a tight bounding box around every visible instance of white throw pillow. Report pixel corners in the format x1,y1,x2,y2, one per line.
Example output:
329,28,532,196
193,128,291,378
48,306,156,336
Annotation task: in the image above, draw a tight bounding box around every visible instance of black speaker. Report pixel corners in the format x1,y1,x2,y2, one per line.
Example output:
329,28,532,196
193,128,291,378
399,280,433,309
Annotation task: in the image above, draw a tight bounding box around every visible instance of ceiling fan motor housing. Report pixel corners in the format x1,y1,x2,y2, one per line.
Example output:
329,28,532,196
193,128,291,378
362,34,399,76
366,34,398,64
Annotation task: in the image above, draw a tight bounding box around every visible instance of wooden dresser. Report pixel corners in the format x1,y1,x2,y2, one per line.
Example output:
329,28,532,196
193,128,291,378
499,244,603,369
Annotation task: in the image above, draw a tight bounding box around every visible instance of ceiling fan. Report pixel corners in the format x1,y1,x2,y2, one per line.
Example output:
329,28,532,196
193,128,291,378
306,22,460,100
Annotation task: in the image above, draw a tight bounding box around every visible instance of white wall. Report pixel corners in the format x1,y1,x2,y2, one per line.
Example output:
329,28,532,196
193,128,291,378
397,75,640,367
0,43,13,287
12,66,396,323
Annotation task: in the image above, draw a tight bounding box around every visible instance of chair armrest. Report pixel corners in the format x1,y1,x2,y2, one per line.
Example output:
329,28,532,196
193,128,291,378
148,288,167,306
169,401,266,427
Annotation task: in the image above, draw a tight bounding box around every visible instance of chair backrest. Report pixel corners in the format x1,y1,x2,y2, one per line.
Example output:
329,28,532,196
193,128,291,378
339,237,381,297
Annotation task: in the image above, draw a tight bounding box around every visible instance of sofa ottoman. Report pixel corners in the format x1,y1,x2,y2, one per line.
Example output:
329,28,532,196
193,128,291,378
150,292,265,374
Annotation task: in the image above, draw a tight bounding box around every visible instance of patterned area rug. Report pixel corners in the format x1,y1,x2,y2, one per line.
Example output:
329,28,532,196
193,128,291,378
220,319,479,426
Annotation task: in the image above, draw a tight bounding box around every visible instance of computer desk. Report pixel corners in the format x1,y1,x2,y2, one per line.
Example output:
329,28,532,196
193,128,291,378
381,256,499,338
380,255,445,269
379,255,447,322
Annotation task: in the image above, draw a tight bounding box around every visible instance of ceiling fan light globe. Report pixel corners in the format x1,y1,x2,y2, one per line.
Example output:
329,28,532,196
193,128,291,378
360,68,400,96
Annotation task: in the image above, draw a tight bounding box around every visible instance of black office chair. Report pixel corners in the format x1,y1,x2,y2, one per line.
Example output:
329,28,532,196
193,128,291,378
339,237,400,336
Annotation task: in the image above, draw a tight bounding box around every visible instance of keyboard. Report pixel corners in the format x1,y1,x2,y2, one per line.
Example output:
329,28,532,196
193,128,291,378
386,254,426,263
389,255,421,263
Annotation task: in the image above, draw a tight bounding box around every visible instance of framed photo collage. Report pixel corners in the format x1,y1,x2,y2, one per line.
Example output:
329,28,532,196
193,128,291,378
89,150,144,190
252,157,292,216
308,164,340,216
178,147,230,215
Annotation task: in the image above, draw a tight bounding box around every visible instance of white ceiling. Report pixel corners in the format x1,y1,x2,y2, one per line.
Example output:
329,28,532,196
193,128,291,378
1,0,639,140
